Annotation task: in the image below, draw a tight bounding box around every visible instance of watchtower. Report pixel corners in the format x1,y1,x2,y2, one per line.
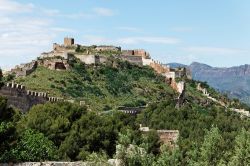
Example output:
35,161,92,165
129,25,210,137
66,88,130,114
64,37,74,46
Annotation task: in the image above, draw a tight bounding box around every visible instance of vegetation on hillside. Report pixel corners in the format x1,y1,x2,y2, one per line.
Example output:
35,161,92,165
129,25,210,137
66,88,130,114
15,58,175,111
1,58,250,165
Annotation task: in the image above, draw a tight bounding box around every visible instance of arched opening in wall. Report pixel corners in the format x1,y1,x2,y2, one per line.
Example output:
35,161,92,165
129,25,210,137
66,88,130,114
55,62,66,70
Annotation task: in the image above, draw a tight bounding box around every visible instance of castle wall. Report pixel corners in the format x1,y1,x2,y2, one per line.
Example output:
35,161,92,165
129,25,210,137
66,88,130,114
40,59,70,70
75,54,97,64
0,83,48,113
122,49,150,59
10,61,37,77
142,58,153,66
95,46,121,52
121,55,143,65
118,106,146,115
157,130,179,147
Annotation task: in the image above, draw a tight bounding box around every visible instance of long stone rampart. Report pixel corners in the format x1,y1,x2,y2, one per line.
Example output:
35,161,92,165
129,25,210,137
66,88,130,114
0,82,65,113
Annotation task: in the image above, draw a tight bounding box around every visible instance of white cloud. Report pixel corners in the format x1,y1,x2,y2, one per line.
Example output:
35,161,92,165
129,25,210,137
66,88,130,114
184,46,247,55
117,37,180,45
93,7,114,16
41,7,115,19
83,35,180,45
0,0,74,69
0,0,34,14
42,9,60,16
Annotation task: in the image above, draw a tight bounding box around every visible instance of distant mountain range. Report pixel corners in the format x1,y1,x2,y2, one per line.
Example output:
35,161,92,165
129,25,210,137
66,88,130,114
167,62,250,105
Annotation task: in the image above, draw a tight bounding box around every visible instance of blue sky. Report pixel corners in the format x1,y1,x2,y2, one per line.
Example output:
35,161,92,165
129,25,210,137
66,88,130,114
0,0,250,69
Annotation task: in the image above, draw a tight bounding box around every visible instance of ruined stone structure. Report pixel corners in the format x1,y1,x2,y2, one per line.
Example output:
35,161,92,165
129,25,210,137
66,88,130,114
120,55,143,65
121,49,151,65
118,106,146,115
157,130,179,148
120,48,186,93
0,82,70,112
122,49,150,59
197,83,209,96
95,45,121,52
40,38,110,66
196,83,250,118
10,61,37,77
139,125,179,148
175,81,186,108
38,58,71,70
171,67,188,78
64,37,74,46
150,60,170,74
230,108,250,117
74,54,107,65
0,82,48,112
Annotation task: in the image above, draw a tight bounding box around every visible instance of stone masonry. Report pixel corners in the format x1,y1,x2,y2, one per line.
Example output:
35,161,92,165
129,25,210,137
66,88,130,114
139,125,179,148
0,82,64,113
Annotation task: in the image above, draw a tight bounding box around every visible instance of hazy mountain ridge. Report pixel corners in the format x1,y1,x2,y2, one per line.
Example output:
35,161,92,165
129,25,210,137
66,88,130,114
167,62,250,105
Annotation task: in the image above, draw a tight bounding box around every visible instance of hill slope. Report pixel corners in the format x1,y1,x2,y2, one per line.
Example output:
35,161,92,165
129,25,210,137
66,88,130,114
15,58,175,111
2,57,250,164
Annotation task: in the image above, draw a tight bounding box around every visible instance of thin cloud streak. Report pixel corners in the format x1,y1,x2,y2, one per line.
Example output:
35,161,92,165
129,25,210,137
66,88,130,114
93,7,114,16
83,35,181,45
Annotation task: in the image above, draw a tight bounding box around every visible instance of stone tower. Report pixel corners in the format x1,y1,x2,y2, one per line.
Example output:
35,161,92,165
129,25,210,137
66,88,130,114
64,37,74,46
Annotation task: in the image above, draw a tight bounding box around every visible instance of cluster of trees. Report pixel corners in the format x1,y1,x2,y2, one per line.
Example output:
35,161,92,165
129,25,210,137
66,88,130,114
1,59,250,165
1,94,250,165
137,99,250,165
84,127,250,166
0,98,160,162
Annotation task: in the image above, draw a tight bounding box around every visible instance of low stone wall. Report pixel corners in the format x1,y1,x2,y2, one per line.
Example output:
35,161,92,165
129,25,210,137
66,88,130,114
117,106,146,115
157,130,179,148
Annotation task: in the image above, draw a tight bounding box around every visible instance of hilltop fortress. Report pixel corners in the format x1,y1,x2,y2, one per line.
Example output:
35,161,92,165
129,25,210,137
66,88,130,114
9,37,190,92
1,37,190,112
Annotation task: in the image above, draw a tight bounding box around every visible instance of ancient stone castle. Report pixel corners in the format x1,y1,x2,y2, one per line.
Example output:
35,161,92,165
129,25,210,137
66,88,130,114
1,37,190,112
8,37,189,92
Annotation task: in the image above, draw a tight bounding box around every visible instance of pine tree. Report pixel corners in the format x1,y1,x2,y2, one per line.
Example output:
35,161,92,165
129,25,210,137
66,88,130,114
228,128,250,166
188,126,222,166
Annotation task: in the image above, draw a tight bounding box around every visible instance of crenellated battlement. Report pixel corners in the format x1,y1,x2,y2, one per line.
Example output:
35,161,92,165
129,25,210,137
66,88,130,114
1,82,64,112
6,82,26,90
0,82,86,112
